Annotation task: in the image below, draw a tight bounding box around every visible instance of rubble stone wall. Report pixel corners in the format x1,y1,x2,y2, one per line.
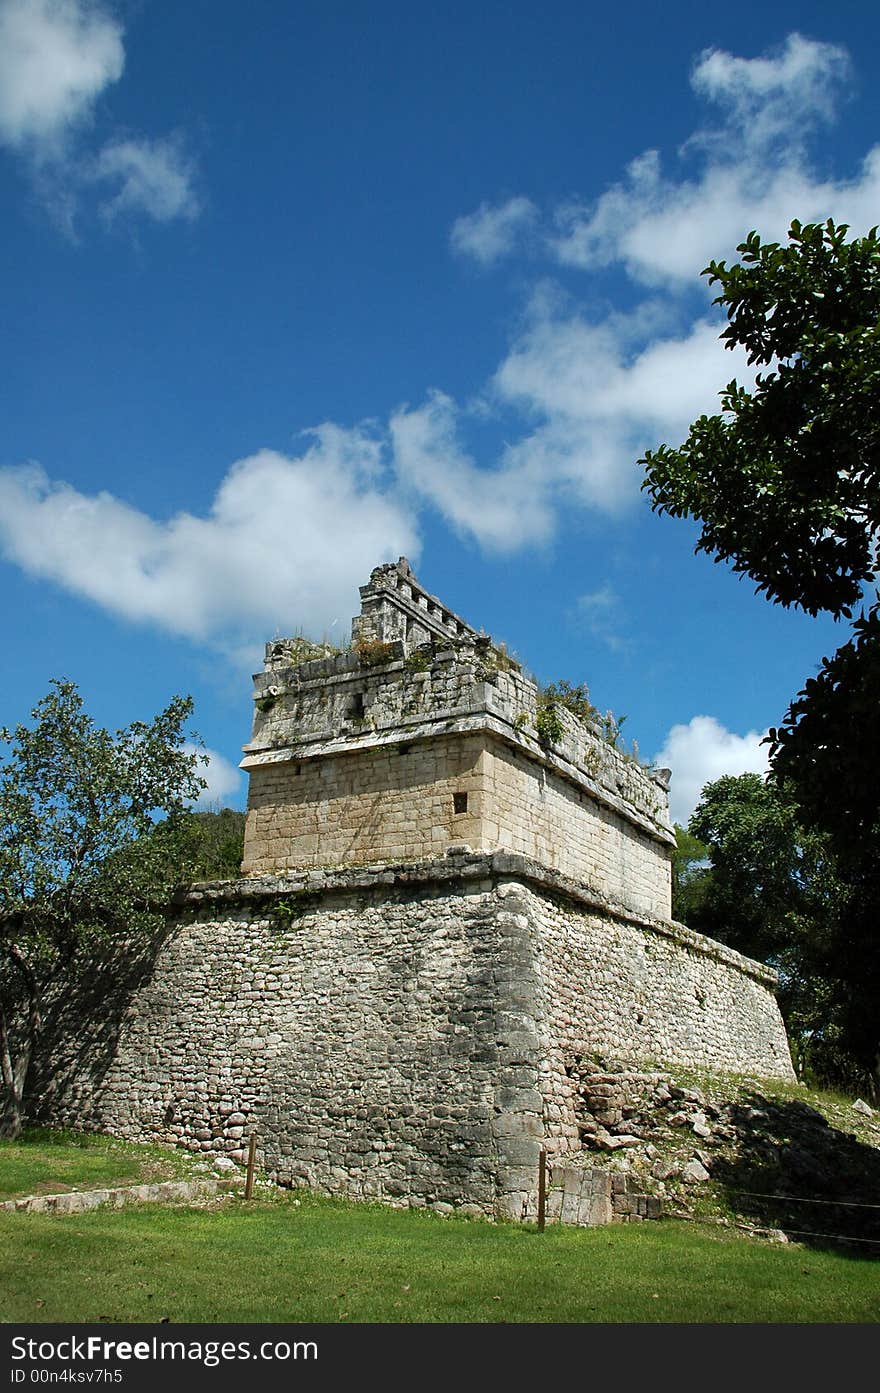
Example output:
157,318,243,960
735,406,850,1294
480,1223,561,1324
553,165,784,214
41,856,793,1222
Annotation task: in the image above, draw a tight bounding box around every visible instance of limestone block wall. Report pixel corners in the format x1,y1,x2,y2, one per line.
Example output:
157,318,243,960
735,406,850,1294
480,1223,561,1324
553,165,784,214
243,731,671,919
482,740,671,918
242,734,486,873
247,649,671,852
39,856,794,1222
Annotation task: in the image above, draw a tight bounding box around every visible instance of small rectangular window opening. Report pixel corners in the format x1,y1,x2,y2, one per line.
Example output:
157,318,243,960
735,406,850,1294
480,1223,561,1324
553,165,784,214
453,791,468,815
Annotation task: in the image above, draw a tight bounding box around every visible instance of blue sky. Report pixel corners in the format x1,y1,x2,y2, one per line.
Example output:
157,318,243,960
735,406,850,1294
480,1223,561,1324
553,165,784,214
1,1,877,825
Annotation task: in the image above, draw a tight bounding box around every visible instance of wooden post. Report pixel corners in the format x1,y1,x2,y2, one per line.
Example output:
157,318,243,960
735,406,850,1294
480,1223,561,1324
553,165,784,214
244,1132,257,1200
537,1148,546,1232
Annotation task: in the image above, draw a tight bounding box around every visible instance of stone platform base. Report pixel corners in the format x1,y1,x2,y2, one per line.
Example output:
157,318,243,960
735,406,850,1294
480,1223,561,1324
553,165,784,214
33,852,793,1222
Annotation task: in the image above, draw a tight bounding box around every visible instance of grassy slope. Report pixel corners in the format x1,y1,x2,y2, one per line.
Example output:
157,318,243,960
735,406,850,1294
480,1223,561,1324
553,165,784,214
1,1190,878,1324
2,1073,879,1325
0,1128,202,1201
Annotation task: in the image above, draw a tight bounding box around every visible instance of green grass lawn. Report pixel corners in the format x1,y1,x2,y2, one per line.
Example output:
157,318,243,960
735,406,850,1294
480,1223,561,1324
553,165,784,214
2,1189,878,1324
0,1127,201,1201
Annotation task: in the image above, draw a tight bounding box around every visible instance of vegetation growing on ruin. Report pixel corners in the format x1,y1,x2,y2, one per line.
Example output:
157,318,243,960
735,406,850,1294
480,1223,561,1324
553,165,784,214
353,636,398,667
533,680,631,756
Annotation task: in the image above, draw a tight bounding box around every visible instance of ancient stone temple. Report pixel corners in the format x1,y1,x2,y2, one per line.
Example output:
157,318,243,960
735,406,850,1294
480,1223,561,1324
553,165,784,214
240,556,673,917
48,558,794,1222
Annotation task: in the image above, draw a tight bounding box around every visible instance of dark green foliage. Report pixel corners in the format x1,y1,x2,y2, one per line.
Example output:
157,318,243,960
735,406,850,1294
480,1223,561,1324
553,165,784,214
682,774,871,1092
687,775,822,961
769,607,880,856
642,220,880,618
180,808,246,881
641,220,880,1091
0,681,207,1136
670,823,709,924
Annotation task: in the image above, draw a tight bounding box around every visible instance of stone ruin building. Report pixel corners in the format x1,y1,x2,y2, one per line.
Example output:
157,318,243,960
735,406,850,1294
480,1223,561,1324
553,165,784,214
49,558,794,1223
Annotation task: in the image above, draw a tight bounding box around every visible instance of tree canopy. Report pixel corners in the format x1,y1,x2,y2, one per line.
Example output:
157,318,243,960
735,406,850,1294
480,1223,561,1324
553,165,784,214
641,219,880,1091
642,219,879,618
681,774,857,1087
0,681,207,1136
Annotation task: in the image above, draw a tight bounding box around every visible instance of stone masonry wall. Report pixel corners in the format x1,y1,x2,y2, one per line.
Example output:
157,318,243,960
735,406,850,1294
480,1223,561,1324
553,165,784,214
242,734,486,874
49,866,546,1220
42,856,793,1222
247,647,671,849
242,734,670,918
482,741,670,918
242,559,675,923
513,878,795,1158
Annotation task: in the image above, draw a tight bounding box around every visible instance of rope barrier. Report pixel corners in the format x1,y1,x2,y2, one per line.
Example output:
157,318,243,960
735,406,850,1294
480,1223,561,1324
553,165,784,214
665,1209,880,1247
723,1187,880,1211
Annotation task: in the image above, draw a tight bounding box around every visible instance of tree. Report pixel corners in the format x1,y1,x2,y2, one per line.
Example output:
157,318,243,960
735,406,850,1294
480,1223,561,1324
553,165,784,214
0,681,207,1137
642,219,879,618
683,774,849,1085
641,219,880,1088
670,823,709,925
182,808,246,881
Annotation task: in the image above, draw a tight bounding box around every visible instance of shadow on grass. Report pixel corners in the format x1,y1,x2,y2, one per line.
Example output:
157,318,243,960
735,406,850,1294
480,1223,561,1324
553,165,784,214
711,1090,880,1256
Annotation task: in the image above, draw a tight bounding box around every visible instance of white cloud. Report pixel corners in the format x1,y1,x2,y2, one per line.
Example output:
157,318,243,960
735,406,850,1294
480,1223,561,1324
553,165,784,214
92,135,200,223
450,196,538,265
0,0,123,153
494,305,755,515
390,390,555,550
2,31,875,627
186,744,243,808
0,426,419,655
386,297,757,549
569,584,628,652
411,32,878,551
0,0,202,230
653,715,770,825
549,35,877,287
690,32,850,154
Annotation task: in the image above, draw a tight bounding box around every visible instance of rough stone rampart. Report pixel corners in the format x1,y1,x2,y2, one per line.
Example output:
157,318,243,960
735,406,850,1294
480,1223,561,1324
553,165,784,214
44,855,793,1220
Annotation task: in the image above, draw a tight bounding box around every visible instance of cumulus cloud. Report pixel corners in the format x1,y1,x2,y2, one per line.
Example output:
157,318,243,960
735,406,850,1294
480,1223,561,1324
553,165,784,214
412,32,878,551
0,426,418,654
493,305,755,512
690,32,850,154
0,0,123,153
551,34,876,285
390,390,555,551
92,135,200,223
450,196,538,265
0,0,201,229
186,745,243,809
653,715,770,825
388,300,756,549
3,31,875,633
